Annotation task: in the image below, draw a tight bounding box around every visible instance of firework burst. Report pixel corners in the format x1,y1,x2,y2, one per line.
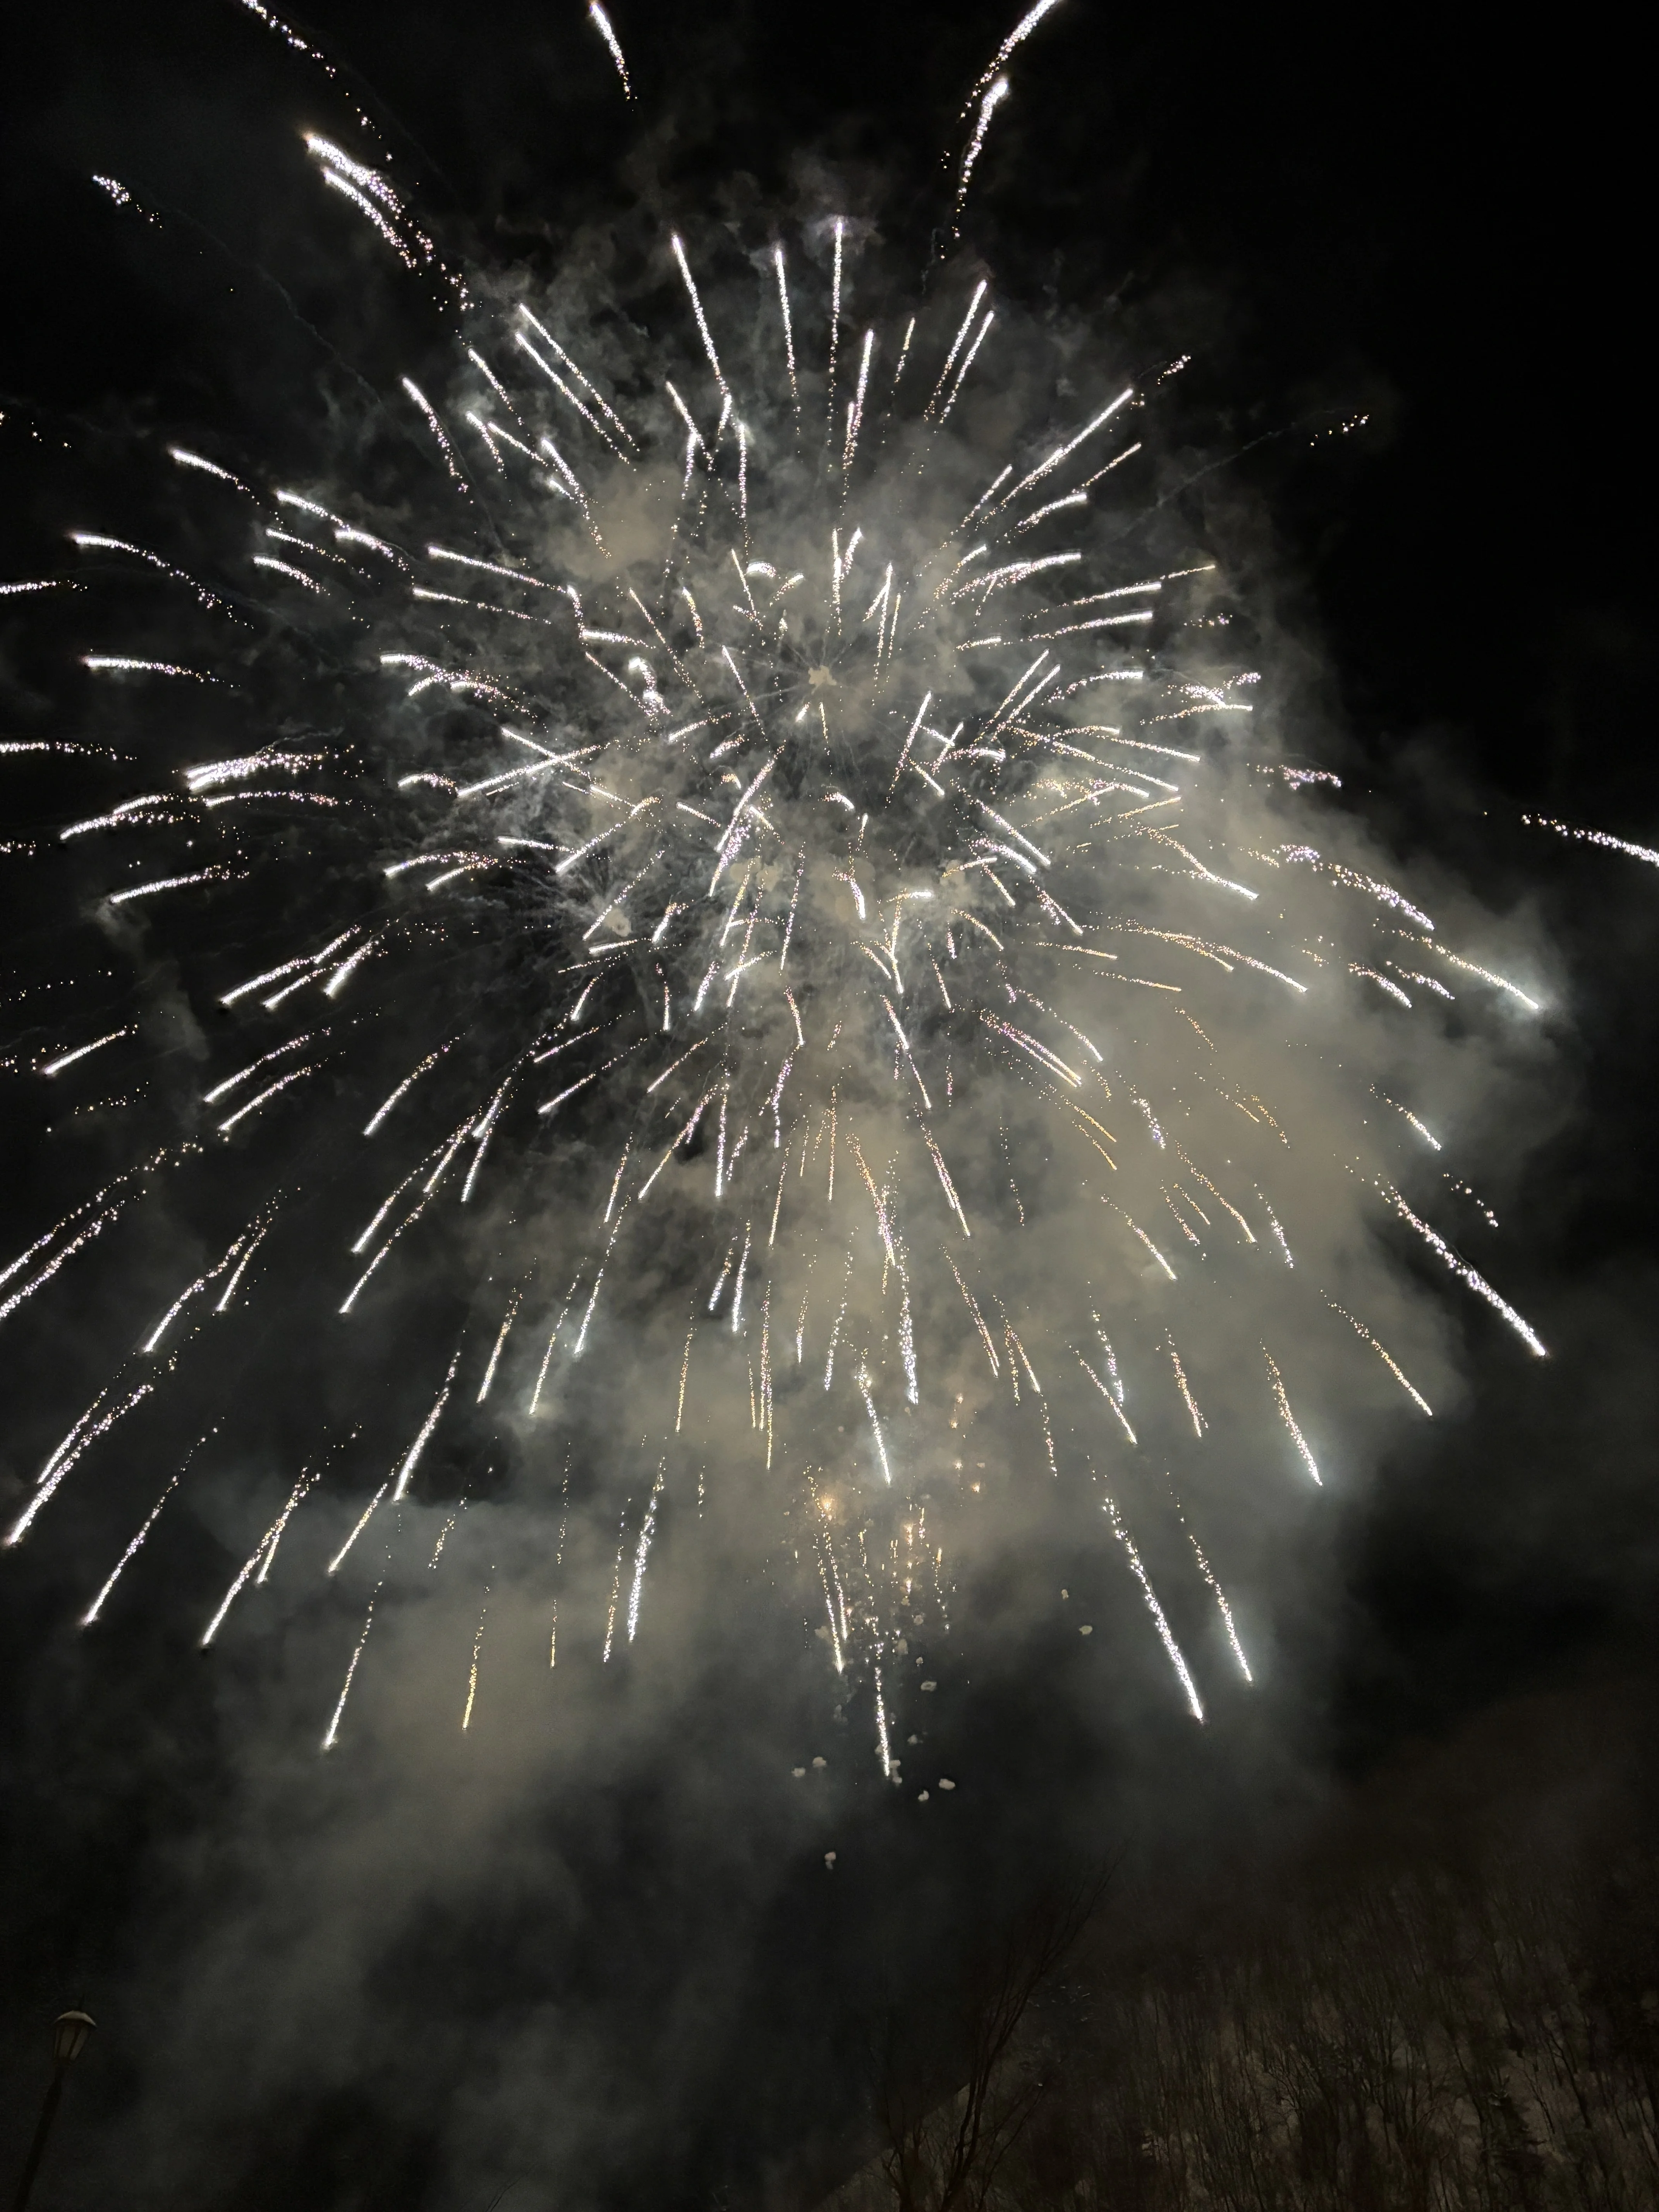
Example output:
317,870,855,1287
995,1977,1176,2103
0,3,1549,1783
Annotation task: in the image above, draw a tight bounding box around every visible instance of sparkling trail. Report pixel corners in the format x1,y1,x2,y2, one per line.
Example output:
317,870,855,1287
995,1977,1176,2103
1166,1334,1206,1436
1322,1295,1433,1416
1073,1347,1137,1446
1263,1349,1321,1485
1383,1187,1547,1357
1181,1517,1251,1682
773,246,798,412
627,1459,666,1640
327,1482,388,1576
926,282,987,418
477,1290,521,1402
201,1463,319,1644
952,81,1009,237
827,220,844,442
1524,814,1659,870
1433,946,1541,1013
321,1588,379,1752
964,0,1065,109
672,235,728,399
461,1582,490,1728
587,2,632,96
392,1350,462,1499
81,1430,214,1626
41,1028,133,1077
7,1383,157,1547
1103,1492,1204,1721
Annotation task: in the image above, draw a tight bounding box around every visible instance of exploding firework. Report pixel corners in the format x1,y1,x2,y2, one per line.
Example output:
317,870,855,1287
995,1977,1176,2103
0,2,1550,1780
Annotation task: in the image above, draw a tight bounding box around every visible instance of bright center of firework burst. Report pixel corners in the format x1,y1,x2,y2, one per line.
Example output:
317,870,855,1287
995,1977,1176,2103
1,6,1551,1785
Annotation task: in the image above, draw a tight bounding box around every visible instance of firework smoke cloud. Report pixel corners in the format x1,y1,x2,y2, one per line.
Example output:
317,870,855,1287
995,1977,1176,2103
2,0,1553,1807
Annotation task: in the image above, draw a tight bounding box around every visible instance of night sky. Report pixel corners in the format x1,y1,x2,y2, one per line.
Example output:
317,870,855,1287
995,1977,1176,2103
0,5,1651,2208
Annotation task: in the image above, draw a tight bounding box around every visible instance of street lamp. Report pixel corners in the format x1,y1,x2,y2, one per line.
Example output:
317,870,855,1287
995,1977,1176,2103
10,2009,96,2212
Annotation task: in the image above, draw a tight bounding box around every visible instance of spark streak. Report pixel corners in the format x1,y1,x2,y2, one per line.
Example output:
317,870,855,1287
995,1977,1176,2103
321,1589,379,1751
1323,1295,1433,1415
82,1431,214,1626
1383,1188,1547,1357
393,1351,462,1499
1263,1350,1321,1485
587,2,632,95
1103,1493,1204,1721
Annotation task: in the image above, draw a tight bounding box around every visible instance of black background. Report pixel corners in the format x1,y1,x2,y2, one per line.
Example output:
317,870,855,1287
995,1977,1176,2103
1,3,1652,2205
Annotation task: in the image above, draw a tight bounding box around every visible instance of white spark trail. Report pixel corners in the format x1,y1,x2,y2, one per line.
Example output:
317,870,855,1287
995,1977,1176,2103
587,2,632,95
1383,1188,1547,1357
392,1350,462,1499
1323,1295,1433,1416
321,1589,380,1751
1103,1494,1204,1721
41,1028,133,1077
82,1431,213,1626
672,235,728,398
201,1465,318,1644
627,1460,667,1640
773,246,799,411
965,0,1065,107
953,80,1010,236
1264,1350,1321,1484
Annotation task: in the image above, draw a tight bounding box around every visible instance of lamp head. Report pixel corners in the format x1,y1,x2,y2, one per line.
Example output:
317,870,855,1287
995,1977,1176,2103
51,2009,96,2068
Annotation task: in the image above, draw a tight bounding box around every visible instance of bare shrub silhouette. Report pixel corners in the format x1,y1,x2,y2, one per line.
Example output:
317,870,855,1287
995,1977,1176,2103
819,1691,1659,2212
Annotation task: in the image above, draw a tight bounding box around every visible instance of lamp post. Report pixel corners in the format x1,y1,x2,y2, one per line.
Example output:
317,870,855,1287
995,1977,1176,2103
10,2009,96,2212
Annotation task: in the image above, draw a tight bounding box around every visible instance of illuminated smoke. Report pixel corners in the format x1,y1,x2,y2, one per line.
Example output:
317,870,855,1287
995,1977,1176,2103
0,2,1556,1787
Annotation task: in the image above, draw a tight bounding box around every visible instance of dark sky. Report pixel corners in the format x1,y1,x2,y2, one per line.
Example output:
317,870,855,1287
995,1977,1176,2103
0,4,1652,2208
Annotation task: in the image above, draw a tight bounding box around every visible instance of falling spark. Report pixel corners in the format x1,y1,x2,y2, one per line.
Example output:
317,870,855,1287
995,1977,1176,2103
827,220,845,439
40,1028,134,1077
1103,1493,1204,1721
365,1041,452,1135
82,1431,214,1626
1524,813,1659,871
1263,1349,1321,1485
672,234,728,398
393,1351,461,1499
773,245,798,411
477,1290,522,1401
1182,1518,1252,1682
602,1510,628,1661
461,1583,491,1728
201,1463,319,1644
1256,1188,1294,1267
953,79,1010,236
1383,1187,1547,1357
858,1369,894,1485
627,1460,666,1639
1323,1295,1433,1416
587,2,632,95
321,1588,380,1752
963,0,1065,111
8,1383,157,1547
1434,946,1541,1013
1166,1334,1206,1436
328,1482,389,1575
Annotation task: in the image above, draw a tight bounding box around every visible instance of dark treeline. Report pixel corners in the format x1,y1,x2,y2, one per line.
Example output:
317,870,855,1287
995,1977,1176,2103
817,1670,1659,2212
